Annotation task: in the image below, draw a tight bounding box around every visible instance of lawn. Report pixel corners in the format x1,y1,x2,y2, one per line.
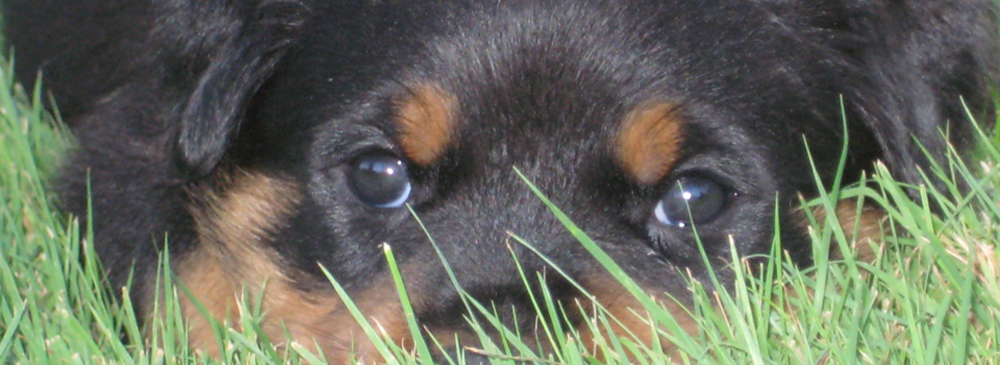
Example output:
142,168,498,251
2,49,1000,364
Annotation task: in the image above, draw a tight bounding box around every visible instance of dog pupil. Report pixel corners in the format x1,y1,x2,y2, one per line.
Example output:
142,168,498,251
347,154,412,208
655,176,727,227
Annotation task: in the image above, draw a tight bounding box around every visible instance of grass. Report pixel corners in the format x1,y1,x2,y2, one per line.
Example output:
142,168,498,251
2,50,1000,364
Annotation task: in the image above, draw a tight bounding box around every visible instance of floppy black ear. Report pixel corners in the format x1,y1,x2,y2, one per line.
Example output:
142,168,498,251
844,1,998,191
176,0,308,178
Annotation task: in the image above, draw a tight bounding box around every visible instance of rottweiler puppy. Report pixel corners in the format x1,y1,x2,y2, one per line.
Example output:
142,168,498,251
4,0,997,362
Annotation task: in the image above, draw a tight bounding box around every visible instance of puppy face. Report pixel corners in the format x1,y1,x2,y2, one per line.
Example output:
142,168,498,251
10,0,994,362
180,1,877,361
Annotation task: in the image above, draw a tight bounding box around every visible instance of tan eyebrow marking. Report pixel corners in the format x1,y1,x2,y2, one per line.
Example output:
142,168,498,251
616,101,685,185
395,84,458,166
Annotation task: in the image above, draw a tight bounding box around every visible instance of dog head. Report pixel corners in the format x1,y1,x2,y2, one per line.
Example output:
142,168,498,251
10,0,994,362
164,0,998,361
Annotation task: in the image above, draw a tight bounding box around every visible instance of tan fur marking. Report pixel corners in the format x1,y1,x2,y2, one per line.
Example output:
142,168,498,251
616,102,684,185
395,84,458,166
577,274,696,361
805,199,886,262
170,172,412,364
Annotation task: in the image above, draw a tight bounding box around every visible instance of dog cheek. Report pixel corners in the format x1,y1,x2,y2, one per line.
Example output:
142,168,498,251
150,171,414,363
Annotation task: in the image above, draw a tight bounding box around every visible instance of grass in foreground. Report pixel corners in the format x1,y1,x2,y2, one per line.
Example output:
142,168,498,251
2,52,999,364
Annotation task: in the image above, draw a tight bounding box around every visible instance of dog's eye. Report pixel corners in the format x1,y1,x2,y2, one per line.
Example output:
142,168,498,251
653,176,729,228
347,153,412,208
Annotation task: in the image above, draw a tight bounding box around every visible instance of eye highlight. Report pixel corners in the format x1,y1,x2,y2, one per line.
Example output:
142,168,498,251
653,175,730,228
347,152,412,208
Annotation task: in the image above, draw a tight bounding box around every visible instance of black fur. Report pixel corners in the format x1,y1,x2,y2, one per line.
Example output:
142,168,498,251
4,0,997,357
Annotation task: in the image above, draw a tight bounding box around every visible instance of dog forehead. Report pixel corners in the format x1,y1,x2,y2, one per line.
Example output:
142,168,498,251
298,0,821,170
295,0,791,97
381,7,680,164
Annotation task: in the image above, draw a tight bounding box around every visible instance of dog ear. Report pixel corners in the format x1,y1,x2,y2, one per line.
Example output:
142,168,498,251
844,1,998,193
175,1,308,178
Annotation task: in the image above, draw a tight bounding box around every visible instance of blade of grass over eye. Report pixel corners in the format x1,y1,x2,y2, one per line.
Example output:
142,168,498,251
512,167,700,358
382,244,434,364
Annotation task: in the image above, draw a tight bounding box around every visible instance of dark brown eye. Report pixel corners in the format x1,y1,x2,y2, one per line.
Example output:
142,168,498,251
654,176,730,227
347,153,411,208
